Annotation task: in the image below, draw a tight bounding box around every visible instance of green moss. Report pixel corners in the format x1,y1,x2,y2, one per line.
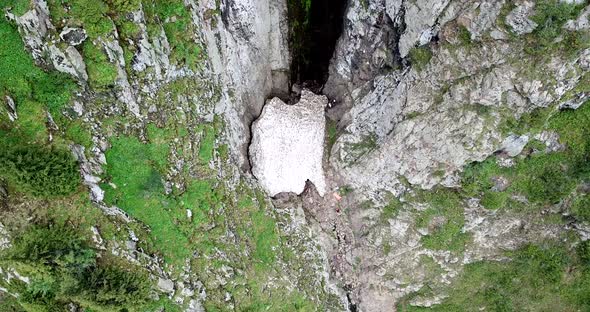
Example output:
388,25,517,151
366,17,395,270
144,0,204,69
380,197,402,222
1,0,30,16
105,0,141,13
65,121,93,148
463,101,590,210
409,46,433,71
350,133,377,153
570,195,590,222
326,119,339,152
103,135,191,264
479,191,509,210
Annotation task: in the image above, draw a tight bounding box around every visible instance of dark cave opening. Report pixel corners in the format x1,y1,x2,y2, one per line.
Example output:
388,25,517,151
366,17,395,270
289,0,348,89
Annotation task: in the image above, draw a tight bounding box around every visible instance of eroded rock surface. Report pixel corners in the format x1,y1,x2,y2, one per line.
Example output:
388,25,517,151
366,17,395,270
250,90,327,196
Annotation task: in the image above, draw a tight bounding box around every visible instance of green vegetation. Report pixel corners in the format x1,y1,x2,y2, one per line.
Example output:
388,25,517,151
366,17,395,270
398,242,590,311
65,0,114,37
571,195,590,222
2,0,30,16
82,41,119,90
1,222,151,311
463,101,590,210
103,133,191,264
0,20,76,119
413,188,470,253
380,197,402,222
0,19,84,198
0,144,80,197
198,124,216,163
526,0,585,52
409,46,433,71
326,119,339,153
350,133,377,152
144,0,204,69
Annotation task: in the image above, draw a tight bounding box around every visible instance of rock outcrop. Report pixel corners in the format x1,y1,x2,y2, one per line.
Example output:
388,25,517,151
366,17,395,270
250,90,327,196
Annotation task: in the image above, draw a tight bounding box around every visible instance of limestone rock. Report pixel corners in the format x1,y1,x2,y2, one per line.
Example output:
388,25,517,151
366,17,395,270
250,90,327,196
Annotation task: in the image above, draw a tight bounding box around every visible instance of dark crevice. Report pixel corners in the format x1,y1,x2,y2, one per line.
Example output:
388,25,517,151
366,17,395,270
343,284,358,312
289,0,348,91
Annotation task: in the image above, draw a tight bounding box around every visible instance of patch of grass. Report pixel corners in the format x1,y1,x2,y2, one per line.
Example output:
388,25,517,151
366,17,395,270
570,195,590,222
351,133,377,152
413,188,470,253
380,197,402,222
463,102,590,209
398,242,590,311
103,134,191,264
409,46,433,71
1,0,30,16
0,19,76,120
457,25,472,46
144,0,204,69
106,0,141,13
65,121,93,148
479,191,509,210
326,118,339,152
82,41,118,90
198,124,216,163
65,0,114,37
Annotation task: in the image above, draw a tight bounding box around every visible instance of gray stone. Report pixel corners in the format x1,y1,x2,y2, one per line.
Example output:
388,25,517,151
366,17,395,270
157,277,175,293
250,90,327,196
560,93,589,110
59,27,87,46
500,134,529,157
565,5,590,31
47,44,88,81
4,95,17,121
506,2,538,35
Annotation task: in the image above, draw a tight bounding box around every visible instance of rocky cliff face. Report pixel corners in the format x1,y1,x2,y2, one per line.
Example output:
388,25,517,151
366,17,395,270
1,0,590,311
317,0,590,310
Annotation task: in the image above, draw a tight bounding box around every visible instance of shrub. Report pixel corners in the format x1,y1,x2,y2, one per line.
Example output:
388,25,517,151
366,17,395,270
0,144,80,197
2,223,152,311
76,266,151,307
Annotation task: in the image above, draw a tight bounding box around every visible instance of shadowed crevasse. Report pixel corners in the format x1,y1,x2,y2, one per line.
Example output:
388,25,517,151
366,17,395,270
290,0,348,86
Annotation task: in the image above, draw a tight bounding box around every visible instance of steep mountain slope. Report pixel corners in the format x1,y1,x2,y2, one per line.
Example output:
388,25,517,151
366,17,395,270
0,0,589,311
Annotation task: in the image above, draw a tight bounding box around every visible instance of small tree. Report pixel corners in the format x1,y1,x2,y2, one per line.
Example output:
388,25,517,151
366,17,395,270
0,145,80,197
